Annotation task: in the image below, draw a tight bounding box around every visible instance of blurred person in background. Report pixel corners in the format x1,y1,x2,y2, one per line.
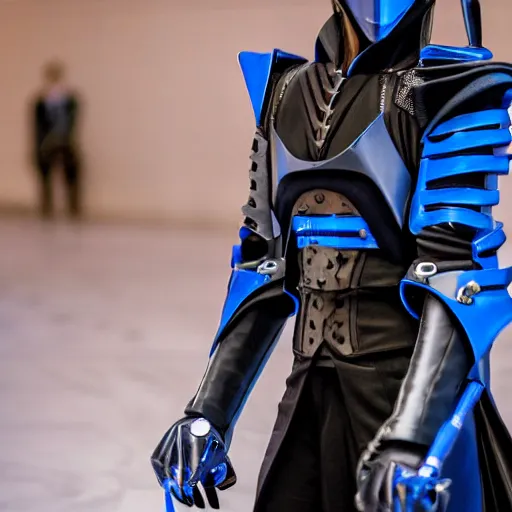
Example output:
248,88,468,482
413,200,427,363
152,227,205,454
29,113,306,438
32,60,81,219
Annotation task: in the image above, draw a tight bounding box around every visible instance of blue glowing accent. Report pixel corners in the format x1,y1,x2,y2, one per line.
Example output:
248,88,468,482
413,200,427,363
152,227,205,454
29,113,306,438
400,266,512,364
410,101,512,236
211,268,270,354
393,381,484,512
238,50,306,126
343,0,414,43
420,44,493,65
292,215,379,250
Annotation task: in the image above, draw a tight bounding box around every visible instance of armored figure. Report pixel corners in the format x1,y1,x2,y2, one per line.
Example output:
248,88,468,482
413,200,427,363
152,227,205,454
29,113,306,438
151,1,512,510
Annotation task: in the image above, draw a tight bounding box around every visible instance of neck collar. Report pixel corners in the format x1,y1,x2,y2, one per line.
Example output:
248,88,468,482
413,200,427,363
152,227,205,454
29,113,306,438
315,1,435,75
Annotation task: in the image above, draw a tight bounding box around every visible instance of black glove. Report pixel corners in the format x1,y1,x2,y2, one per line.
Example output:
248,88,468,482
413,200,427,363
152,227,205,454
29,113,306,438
355,440,426,512
151,416,236,509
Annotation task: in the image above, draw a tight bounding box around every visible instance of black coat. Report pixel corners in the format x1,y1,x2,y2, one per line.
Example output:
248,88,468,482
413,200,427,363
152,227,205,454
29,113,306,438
33,93,79,161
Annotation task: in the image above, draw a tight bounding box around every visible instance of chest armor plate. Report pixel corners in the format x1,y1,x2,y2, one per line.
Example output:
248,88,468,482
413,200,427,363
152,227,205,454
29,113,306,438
270,113,411,228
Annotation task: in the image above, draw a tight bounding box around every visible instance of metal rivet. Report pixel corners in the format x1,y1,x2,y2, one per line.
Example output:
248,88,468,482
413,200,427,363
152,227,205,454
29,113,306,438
359,229,367,239
257,260,279,275
415,262,438,278
190,418,211,437
457,280,481,305
314,193,325,204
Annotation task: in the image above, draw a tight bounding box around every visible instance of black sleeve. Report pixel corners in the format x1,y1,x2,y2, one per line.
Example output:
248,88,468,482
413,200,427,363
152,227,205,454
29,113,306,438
185,285,293,440
380,293,472,447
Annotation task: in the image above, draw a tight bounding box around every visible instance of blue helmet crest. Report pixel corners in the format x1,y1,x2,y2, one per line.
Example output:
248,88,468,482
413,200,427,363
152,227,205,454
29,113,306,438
342,0,417,42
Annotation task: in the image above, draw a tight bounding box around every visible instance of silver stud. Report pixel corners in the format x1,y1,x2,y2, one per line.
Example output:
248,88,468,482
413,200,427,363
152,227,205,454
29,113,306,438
190,418,211,437
414,262,438,278
457,280,481,305
257,260,279,276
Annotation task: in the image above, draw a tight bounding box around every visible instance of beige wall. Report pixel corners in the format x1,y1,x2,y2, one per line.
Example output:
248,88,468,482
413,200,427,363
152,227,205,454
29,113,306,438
0,0,510,228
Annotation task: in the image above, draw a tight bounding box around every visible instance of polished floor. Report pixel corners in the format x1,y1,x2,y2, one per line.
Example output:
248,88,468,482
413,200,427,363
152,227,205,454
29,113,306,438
0,218,510,512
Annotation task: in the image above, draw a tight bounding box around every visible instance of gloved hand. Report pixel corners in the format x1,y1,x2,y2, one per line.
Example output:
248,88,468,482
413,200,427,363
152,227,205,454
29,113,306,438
151,416,237,509
355,440,426,512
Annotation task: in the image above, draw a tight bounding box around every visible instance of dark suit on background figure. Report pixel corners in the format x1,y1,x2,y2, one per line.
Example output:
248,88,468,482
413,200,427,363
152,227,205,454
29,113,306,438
32,61,81,218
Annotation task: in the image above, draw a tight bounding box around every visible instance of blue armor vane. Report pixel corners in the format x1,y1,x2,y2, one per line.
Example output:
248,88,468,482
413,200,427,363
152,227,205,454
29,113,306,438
461,0,482,47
